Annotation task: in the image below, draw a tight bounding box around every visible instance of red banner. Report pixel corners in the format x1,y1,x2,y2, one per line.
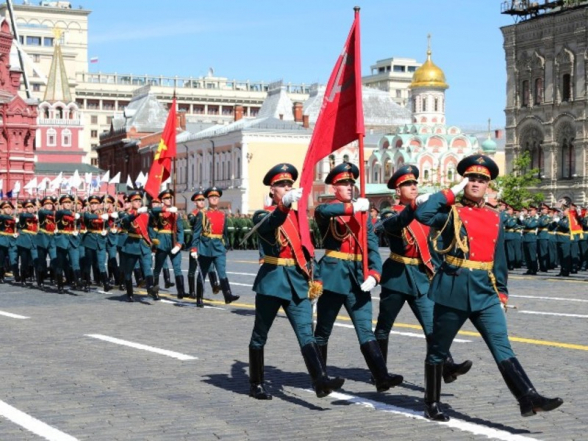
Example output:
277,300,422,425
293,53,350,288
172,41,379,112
144,97,177,199
298,8,364,255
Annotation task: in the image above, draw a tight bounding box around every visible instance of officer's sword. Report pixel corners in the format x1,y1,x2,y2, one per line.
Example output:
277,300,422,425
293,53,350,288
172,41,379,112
239,212,270,247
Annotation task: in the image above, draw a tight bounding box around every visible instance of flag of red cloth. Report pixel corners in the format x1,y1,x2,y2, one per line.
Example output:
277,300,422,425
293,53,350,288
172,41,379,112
298,9,364,254
144,97,177,199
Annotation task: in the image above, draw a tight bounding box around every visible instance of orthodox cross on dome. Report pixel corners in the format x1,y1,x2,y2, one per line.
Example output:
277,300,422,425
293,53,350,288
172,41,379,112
487,118,492,138
427,33,432,56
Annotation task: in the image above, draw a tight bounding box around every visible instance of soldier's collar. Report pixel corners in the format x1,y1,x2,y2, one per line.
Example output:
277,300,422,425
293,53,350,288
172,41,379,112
460,196,485,208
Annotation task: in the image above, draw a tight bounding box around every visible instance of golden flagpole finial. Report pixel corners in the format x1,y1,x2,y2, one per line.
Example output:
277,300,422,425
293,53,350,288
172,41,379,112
52,27,63,45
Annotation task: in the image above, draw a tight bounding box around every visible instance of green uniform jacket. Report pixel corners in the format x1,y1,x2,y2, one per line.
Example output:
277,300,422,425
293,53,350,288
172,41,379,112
82,212,107,251
16,213,38,248
150,207,184,251
315,201,382,294
522,216,539,243
55,210,80,250
415,190,508,312
377,204,430,297
537,214,551,240
0,214,17,248
252,205,310,300
191,209,228,257
36,209,56,249
503,215,520,241
121,211,152,256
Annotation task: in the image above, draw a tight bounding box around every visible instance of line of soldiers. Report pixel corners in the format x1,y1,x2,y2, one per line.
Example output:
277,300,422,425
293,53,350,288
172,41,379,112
0,188,240,305
248,157,562,421
498,200,588,277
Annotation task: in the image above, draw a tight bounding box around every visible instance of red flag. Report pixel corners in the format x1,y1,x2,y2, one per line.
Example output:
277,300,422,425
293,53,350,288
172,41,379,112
144,97,177,199
298,8,364,255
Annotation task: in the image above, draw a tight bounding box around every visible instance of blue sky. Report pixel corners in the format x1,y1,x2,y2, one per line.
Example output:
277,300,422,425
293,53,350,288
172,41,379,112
81,0,514,129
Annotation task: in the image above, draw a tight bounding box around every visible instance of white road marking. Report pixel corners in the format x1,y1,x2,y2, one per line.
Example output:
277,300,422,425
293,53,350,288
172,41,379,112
517,311,588,319
226,271,257,276
0,310,29,319
0,399,78,441
85,334,197,360
230,282,253,287
510,294,588,303
159,299,225,310
333,322,471,343
302,390,540,441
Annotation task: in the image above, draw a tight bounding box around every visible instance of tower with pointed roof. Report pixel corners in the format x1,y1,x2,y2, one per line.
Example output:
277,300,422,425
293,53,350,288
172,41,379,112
35,27,91,179
0,18,38,196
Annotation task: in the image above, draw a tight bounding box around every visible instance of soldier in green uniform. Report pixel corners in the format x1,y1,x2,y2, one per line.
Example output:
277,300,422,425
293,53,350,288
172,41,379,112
55,194,84,293
102,195,121,286
554,200,572,277
248,163,344,400
16,199,39,286
120,191,160,302
313,162,403,393
569,202,584,273
36,196,57,288
0,201,18,283
187,190,206,305
151,189,185,298
226,213,235,251
374,165,472,384
548,207,559,269
415,154,562,421
521,205,539,275
82,195,112,292
537,203,552,272
513,209,524,268
190,187,239,304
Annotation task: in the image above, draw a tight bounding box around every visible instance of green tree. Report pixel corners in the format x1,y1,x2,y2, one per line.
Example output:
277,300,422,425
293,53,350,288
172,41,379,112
495,151,544,210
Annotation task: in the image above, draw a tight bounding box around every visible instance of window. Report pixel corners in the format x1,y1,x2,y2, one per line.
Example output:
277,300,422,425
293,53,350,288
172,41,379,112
422,97,427,112
534,78,543,105
343,154,350,163
26,36,41,46
424,170,430,180
562,74,571,102
56,107,63,119
328,154,336,169
44,37,54,47
91,130,98,138
32,54,40,63
447,169,454,182
521,80,529,107
561,140,575,178
106,116,113,124
91,115,98,124
393,65,406,72
91,158,98,166
33,84,41,92
378,67,385,73
434,98,439,112
47,129,56,146
62,129,71,146
408,66,417,73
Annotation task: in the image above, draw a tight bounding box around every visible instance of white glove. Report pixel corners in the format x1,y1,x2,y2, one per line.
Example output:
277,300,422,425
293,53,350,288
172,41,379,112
168,206,178,213
450,177,469,196
190,251,198,259
101,230,107,236
110,212,119,219
352,198,370,213
360,275,377,292
171,245,181,255
281,188,303,207
415,193,431,207
12,233,18,238
74,213,80,220
72,231,79,236
137,206,148,214
534,214,539,219
519,214,525,221
553,216,560,223
110,227,118,234
100,213,109,220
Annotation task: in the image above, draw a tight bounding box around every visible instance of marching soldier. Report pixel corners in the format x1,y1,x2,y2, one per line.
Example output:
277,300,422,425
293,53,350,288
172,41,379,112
569,202,584,273
102,195,121,286
55,194,84,293
0,201,18,283
36,196,57,288
190,187,239,304
151,189,185,298
248,163,344,400
548,207,559,269
521,205,539,275
537,203,552,272
503,203,519,270
120,191,160,302
374,165,472,384
554,200,573,277
187,189,206,306
415,154,562,421
150,196,175,290
82,195,112,292
16,199,39,287
313,162,403,393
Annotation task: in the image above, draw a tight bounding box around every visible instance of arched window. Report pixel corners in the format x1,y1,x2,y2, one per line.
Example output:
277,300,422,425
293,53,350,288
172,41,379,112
521,80,530,107
434,98,439,112
561,140,575,178
56,107,63,119
47,128,56,146
62,129,71,146
422,96,427,112
562,74,571,102
424,170,430,181
534,78,543,105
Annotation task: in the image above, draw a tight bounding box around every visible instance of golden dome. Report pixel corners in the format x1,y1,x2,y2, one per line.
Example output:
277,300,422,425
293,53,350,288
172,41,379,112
410,38,449,90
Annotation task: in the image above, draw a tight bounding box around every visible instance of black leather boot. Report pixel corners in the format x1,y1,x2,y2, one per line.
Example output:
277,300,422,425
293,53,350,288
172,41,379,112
187,275,196,299
118,267,125,291
11,264,20,283
74,269,88,292
56,273,65,294
146,275,160,301
175,275,185,300
0,267,4,284
196,277,204,308
36,267,44,289
134,268,145,287
318,343,328,366
209,271,221,294
377,337,389,366
443,353,473,384
125,279,134,302
424,362,449,421
360,340,403,392
498,357,563,417
101,272,112,292
249,347,272,400
301,342,345,398
220,278,239,304
164,268,175,288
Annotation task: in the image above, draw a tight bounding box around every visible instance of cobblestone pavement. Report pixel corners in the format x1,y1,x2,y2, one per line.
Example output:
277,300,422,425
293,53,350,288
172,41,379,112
0,249,585,440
